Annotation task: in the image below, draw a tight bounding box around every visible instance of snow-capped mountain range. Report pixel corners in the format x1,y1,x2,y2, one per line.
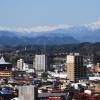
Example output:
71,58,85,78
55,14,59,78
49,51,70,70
0,20,100,33
0,20,100,45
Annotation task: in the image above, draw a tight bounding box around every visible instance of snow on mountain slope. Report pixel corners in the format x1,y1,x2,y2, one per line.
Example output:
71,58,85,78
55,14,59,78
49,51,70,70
0,20,100,44
83,20,100,30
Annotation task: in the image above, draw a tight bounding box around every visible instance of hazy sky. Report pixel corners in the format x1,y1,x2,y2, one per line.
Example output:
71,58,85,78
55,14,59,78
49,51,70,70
0,0,100,27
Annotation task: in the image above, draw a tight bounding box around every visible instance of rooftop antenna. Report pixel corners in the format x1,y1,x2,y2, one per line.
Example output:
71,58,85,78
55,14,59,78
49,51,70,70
43,40,46,55
42,40,47,71
41,40,46,55
24,46,27,51
23,39,27,51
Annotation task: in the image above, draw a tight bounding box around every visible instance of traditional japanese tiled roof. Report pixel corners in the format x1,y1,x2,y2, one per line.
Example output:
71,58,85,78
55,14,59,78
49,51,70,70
0,56,11,64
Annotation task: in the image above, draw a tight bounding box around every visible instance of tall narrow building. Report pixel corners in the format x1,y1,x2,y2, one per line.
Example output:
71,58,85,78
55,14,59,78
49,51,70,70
34,54,47,76
66,54,87,82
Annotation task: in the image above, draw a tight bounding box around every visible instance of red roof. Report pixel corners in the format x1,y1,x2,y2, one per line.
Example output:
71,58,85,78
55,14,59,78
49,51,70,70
47,97,63,100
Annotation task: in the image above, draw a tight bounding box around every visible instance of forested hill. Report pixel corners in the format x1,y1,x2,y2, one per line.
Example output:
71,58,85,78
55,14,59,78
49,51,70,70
0,42,100,64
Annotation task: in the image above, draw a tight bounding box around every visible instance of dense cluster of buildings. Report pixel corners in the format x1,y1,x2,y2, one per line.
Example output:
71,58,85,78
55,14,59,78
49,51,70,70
0,52,100,100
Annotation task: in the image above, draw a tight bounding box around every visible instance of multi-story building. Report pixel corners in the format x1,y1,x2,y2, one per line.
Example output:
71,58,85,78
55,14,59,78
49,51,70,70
95,63,100,73
0,56,12,78
19,85,38,100
34,54,47,76
17,59,24,70
66,54,87,82
17,59,29,71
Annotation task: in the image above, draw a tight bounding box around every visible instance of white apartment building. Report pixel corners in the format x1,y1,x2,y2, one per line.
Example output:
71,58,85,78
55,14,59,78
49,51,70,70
34,54,46,75
17,59,29,71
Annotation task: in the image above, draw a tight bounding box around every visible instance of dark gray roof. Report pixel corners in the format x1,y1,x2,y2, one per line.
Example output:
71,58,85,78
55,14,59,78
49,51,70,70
38,93,67,98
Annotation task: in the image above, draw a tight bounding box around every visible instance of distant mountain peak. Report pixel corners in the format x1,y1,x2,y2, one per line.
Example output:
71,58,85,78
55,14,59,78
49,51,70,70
0,20,100,44
83,20,100,30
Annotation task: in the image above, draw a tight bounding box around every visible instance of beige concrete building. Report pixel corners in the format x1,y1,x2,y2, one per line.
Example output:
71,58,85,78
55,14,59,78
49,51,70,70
95,63,100,72
66,54,87,82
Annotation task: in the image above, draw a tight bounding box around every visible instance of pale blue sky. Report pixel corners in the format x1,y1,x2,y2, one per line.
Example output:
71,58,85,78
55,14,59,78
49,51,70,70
0,0,100,27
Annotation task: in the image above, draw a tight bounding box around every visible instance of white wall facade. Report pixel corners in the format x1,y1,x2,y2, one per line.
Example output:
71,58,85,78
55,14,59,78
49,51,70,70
34,55,46,75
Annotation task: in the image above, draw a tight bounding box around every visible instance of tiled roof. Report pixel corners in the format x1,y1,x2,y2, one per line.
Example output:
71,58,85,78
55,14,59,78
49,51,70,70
0,56,11,64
